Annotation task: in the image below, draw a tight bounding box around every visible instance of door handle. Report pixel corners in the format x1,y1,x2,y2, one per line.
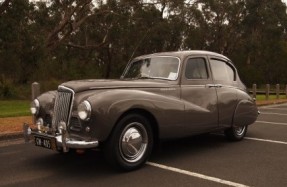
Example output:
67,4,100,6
206,84,216,88
206,84,223,88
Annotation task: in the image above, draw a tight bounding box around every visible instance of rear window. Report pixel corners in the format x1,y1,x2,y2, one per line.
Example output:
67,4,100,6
210,59,235,81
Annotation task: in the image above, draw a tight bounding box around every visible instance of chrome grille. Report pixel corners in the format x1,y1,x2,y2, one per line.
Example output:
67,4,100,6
52,86,74,131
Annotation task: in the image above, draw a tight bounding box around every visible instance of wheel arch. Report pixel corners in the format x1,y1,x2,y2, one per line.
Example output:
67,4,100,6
108,108,159,146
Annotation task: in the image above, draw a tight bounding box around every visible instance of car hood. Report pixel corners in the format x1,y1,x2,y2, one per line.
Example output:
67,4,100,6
61,79,173,93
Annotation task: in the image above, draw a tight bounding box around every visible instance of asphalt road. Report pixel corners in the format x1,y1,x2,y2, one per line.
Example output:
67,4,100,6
1,103,287,187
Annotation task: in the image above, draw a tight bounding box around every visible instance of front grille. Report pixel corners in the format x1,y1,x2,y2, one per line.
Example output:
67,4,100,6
52,86,74,131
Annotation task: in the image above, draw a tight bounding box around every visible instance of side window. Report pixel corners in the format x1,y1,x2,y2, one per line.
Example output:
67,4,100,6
210,59,235,81
185,58,208,79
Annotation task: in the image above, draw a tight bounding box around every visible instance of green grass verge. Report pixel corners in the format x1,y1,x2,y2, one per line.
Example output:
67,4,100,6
256,94,287,101
0,100,30,118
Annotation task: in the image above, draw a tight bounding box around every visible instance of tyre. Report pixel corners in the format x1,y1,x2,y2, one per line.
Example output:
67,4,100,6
104,113,153,171
224,125,247,141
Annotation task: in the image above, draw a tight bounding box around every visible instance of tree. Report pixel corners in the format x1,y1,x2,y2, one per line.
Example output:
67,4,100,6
1,0,287,98
0,0,42,84
238,0,287,84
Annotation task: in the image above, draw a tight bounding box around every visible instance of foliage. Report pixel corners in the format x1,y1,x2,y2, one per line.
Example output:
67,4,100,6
0,0,287,98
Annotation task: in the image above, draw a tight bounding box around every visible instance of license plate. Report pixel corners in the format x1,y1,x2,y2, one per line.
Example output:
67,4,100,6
34,136,57,150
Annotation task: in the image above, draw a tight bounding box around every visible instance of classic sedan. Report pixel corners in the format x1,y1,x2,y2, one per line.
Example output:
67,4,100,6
25,50,259,170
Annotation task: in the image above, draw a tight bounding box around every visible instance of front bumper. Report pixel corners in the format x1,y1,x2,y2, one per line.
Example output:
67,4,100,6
23,123,99,152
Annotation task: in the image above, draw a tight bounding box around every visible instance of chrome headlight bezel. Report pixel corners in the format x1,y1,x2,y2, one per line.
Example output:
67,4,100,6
30,99,40,115
77,100,92,121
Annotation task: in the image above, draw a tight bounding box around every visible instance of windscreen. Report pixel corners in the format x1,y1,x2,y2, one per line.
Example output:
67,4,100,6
123,56,180,81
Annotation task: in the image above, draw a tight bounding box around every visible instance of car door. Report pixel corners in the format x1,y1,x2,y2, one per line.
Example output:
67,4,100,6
208,57,238,127
181,56,219,133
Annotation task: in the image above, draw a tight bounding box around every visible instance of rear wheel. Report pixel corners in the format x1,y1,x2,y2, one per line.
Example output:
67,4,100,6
224,125,247,141
104,113,153,171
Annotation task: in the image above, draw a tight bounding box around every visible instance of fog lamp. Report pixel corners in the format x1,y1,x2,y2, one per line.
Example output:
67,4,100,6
36,118,44,130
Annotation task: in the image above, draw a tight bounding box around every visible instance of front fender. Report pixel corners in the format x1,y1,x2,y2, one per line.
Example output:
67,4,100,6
87,89,184,141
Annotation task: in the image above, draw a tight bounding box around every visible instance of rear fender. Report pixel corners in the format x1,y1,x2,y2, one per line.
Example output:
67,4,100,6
233,99,258,127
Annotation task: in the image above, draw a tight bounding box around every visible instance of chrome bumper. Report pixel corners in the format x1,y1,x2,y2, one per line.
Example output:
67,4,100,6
55,136,98,149
23,123,98,151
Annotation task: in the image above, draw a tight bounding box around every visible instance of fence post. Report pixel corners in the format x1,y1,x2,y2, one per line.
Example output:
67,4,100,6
23,123,30,143
31,82,40,100
276,84,280,100
266,84,270,100
252,84,257,99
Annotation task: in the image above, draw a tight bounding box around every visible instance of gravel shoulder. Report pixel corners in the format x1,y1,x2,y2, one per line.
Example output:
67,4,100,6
0,116,32,134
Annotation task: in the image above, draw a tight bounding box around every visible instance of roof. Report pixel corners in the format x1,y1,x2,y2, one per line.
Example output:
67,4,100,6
135,50,231,62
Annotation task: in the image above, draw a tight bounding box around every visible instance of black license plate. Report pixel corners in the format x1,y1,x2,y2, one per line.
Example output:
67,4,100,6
34,136,57,150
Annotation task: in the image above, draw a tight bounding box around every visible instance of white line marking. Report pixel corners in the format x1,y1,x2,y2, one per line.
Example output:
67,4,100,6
256,121,287,126
260,112,287,116
245,137,287,145
211,133,287,145
260,107,287,111
260,104,287,109
147,162,249,187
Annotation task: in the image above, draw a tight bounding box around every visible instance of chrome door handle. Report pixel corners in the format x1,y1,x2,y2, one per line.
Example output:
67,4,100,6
206,84,223,88
206,84,216,88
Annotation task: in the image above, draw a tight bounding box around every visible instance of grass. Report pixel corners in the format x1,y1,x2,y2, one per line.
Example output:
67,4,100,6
0,100,30,118
255,94,287,101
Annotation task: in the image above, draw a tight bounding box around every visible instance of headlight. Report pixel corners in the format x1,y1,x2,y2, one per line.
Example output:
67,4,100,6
78,100,92,121
30,99,40,115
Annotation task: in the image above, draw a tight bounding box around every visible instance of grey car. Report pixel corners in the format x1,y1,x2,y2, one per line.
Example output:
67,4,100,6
26,50,259,171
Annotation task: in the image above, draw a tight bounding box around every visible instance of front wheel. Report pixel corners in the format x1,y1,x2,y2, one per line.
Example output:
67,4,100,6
224,125,247,141
104,113,153,171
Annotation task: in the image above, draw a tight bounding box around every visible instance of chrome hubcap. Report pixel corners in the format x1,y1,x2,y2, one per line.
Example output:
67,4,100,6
119,122,148,163
234,126,246,136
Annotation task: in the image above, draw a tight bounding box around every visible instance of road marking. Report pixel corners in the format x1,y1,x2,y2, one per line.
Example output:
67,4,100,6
256,121,287,126
245,137,287,145
260,105,287,109
260,112,287,116
147,162,249,187
260,107,287,111
263,103,287,106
